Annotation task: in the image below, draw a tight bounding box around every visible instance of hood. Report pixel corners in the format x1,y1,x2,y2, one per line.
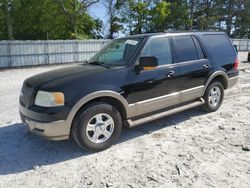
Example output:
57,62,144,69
24,64,111,88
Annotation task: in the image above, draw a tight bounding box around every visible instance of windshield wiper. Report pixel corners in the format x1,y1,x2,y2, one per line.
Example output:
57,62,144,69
88,61,111,69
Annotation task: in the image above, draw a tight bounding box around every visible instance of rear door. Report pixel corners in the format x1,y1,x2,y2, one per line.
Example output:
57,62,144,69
172,35,211,102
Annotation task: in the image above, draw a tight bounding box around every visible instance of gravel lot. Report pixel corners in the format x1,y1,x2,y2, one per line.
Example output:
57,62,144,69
0,52,250,188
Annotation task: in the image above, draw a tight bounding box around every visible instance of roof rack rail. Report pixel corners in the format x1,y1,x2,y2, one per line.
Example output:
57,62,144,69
163,29,219,33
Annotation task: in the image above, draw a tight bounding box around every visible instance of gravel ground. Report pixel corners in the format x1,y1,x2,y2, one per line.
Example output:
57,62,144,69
0,52,250,188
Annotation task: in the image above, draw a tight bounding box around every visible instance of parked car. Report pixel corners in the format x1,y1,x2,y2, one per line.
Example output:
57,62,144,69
19,31,239,151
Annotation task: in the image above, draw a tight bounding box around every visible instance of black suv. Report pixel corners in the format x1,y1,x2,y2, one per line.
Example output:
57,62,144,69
19,32,239,151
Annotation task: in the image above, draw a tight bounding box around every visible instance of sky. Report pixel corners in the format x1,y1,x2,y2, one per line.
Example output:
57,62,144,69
88,3,108,27
88,2,125,38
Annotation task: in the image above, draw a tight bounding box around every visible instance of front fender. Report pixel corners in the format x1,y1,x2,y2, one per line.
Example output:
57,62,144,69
65,90,134,128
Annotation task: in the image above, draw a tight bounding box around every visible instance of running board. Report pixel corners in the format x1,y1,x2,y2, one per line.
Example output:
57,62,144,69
127,98,205,127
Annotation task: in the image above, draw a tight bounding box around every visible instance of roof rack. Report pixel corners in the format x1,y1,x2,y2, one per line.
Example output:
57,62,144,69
164,29,217,33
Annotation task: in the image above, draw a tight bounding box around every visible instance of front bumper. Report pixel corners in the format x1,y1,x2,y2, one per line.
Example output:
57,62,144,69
228,76,239,88
19,105,70,140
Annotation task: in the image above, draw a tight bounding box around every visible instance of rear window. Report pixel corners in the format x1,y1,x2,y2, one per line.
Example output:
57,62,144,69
202,34,235,58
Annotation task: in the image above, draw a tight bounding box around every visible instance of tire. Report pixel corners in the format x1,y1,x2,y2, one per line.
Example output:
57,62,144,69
72,102,122,152
202,81,224,112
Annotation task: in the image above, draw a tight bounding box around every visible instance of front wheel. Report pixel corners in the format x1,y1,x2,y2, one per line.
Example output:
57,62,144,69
72,102,122,152
202,81,224,112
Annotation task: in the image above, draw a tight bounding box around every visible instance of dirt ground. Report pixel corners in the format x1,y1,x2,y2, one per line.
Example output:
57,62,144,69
0,52,249,188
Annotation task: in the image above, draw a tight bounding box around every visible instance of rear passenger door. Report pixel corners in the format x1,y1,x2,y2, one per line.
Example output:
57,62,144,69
172,35,210,102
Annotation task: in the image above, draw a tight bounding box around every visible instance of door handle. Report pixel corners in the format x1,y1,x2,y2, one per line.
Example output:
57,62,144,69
203,64,209,70
167,70,175,78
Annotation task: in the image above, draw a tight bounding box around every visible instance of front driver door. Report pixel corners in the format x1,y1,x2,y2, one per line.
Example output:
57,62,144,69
124,36,180,116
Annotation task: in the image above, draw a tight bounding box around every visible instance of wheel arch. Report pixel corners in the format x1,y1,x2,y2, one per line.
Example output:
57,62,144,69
203,71,229,95
66,91,130,128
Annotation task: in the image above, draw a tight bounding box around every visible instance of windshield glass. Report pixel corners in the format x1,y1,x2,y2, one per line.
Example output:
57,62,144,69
88,38,144,66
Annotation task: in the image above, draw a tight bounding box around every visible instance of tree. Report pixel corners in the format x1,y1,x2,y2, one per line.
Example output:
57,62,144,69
231,0,250,38
188,0,195,30
0,4,5,39
150,1,171,32
192,0,220,30
164,0,190,30
0,0,101,40
239,0,250,38
0,0,14,40
12,0,68,39
103,0,122,39
1,0,250,40
55,0,99,38
119,0,171,34
119,0,152,34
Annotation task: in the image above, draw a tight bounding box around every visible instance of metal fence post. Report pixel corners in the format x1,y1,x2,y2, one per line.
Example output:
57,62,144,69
75,40,79,63
43,40,50,65
46,40,50,64
247,39,249,51
7,41,12,67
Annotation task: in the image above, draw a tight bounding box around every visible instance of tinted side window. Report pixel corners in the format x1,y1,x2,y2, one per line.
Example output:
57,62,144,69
141,37,172,66
192,36,206,59
202,34,235,58
173,36,198,62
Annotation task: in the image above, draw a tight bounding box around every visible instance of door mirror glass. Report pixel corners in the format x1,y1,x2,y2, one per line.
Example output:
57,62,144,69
138,56,158,71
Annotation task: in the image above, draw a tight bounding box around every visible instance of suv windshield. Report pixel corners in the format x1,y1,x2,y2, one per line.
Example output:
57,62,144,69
88,38,143,66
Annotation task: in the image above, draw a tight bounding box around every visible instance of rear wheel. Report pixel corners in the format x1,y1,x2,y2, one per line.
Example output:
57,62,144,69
72,102,122,152
202,81,224,112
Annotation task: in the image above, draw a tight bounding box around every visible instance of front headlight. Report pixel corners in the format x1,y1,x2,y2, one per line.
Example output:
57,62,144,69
35,91,64,107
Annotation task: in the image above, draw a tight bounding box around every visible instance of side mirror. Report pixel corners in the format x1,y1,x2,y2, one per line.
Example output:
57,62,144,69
233,45,238,54
136,56,158,72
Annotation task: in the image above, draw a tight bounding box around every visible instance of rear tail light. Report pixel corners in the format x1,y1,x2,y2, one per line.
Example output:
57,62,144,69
234,57,239,70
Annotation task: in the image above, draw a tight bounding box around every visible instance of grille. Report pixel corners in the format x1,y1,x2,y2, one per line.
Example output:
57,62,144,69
20,83,34,106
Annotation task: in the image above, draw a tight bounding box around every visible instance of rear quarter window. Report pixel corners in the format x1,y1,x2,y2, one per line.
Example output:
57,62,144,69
202,34,235,58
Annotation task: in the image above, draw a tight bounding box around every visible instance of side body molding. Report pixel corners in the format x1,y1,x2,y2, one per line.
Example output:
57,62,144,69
202,71,228,95
66,90,136,126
